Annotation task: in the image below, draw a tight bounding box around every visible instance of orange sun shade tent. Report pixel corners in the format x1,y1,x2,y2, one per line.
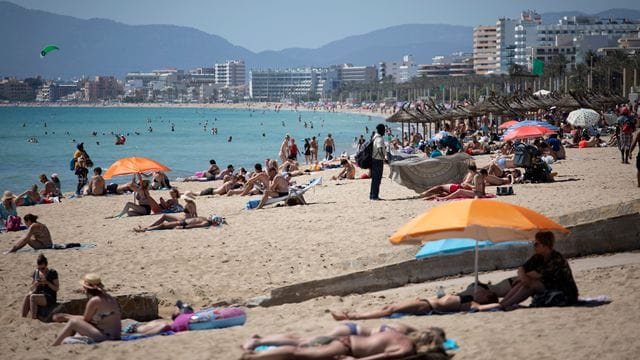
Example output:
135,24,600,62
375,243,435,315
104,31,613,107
503,125,556,141
103,156,171,179
389,199,569,287
498,120,519,129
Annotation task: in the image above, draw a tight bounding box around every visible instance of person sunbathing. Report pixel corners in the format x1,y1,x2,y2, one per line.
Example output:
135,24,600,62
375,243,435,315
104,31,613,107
15,185,42,206
39,174,60,197
226,163,269,196
330,284,498,320
159,188,182,212
240,326,444,360
134,215,215,231
150,171,171,190
435,169,488,200
210,175,243,195
256,167,290,209
8,214,53,252
85,167,106,196
331,159,356,180
416,164,477,200
122,300,195,335
52,273,121,345
109,175,161,218
475,231,578,311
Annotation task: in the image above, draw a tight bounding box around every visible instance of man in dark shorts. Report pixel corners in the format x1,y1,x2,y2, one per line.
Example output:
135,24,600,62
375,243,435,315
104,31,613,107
630,130,640,187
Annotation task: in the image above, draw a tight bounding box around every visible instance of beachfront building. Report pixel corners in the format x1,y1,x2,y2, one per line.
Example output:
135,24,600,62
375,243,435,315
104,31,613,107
83,76,121,101
378,55,417,83
336,64,378,83
0,78,35,101
417,52,474,77
249,68,337,101
496,18,519,74
514,10,543,69
36,82,79,102
214,60,246,87
473,26,498,75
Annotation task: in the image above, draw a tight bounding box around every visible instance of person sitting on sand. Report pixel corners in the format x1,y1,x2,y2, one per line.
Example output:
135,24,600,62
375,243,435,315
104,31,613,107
476,231,578,311
183,160,220,182
210,174,243,195
1,191,18,227
331,159,356,180
8,214,53,252
39,174,60,198
216,164,235,180
227,163,269,196
331,284,498,321
85,167,106,196
51,174,62,194
15,185,42,206
151,171,171,190
135,215,216,231
52,273,121,345
240,326,445,360
434,168,487,200
158,188,183,213
110,175,161,218
256,167,290,209
135,192,197,232
23,254,59,319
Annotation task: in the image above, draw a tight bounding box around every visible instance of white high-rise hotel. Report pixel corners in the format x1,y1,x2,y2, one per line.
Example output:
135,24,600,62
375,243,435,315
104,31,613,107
214,60,246,87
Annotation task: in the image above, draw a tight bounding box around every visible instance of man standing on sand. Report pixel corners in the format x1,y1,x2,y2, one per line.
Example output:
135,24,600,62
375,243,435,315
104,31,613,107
279,134,290,163
323,134,335,160
370,124,386,201
288,138,299,161
630,130,640,187
310,136,319,162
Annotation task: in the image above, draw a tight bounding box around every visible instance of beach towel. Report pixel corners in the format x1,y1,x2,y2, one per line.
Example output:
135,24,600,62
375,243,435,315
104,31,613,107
120,331,175,341
16,243,96,253
435,194,496,201
389,152,472,193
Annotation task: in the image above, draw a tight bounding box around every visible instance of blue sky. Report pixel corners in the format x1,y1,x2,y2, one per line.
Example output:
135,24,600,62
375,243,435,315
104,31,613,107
10,0,640,52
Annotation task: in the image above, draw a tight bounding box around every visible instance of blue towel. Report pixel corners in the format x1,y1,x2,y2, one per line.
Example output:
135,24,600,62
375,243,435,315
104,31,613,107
120,331,175,341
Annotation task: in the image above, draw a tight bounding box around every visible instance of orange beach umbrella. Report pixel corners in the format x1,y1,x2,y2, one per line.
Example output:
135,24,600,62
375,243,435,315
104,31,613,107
103,156,171,179
389,199,569,287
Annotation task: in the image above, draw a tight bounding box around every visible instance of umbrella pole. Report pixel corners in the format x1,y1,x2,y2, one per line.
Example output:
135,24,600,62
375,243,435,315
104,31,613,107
474,240,479,296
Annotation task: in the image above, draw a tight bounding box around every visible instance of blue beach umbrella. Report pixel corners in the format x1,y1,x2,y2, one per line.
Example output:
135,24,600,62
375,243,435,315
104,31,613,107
506,120,558,132
415,238,493,259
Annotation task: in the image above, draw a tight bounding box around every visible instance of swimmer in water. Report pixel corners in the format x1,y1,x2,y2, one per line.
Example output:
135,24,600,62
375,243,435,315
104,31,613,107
228,136,233,142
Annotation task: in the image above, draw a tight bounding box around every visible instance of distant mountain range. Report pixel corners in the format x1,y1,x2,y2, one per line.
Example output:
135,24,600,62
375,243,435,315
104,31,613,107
1,1,639,79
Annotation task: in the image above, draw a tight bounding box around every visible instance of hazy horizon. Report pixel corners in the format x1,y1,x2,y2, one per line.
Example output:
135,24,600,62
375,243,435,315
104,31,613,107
7,0,640,52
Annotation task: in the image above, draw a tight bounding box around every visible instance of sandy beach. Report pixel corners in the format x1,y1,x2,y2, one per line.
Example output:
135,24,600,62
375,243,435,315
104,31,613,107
1,144,639,359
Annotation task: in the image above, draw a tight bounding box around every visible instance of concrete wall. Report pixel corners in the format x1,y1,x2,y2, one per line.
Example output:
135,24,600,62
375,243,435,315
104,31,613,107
43,292,159,322
259,199,640,307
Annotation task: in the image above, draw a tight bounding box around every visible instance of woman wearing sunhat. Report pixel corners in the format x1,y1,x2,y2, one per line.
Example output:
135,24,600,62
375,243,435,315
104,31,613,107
1,191,18,227
52,273,121,346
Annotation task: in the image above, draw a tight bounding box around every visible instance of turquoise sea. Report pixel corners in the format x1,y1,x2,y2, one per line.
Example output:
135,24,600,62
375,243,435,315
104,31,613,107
0,106,381,193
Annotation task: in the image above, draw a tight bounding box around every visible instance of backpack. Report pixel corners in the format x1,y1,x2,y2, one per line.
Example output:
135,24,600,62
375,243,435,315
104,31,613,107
513,143,539,168
622,118,635,134
6,215,22,232
70,158,76,171
355,139,374,169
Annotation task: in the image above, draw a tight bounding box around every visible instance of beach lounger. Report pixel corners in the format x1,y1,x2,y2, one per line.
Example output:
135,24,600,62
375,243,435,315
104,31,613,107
246,177,322,209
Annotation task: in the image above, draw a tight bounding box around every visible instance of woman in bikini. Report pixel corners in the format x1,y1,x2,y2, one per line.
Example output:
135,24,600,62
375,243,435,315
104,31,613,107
415,163,477,200
15,184,42,206
52,273,121,345
134,192,198,232
241,326,444,360
330,284,498,320
110,175,161,218
8,214,53,252
135,215,215,232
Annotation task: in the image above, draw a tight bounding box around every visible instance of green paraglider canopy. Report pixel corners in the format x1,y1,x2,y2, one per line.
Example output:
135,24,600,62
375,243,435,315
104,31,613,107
40,45,60,57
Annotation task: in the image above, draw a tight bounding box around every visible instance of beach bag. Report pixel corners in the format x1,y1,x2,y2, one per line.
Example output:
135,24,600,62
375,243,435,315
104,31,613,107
530,290,569,307
356,139,373,169
6,215,22,232
69,158,76,171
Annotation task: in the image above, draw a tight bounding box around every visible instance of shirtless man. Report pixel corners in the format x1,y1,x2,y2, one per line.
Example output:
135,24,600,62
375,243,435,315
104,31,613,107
227,163,269,196
8,214,53,252
39,174,59,197
256,167,290,209
310,136,319,162
135,216,213,232
331,159,356,180
86,167,106,196
323,133,335,160
16,185,42,206
279,134,290,163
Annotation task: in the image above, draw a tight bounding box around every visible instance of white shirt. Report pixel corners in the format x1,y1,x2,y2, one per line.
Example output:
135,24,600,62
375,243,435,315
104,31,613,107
372,133,385,160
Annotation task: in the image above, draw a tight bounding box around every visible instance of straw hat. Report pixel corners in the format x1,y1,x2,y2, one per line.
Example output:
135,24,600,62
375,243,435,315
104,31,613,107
80,273,104,290
2,191,16,202
180,191,197,202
